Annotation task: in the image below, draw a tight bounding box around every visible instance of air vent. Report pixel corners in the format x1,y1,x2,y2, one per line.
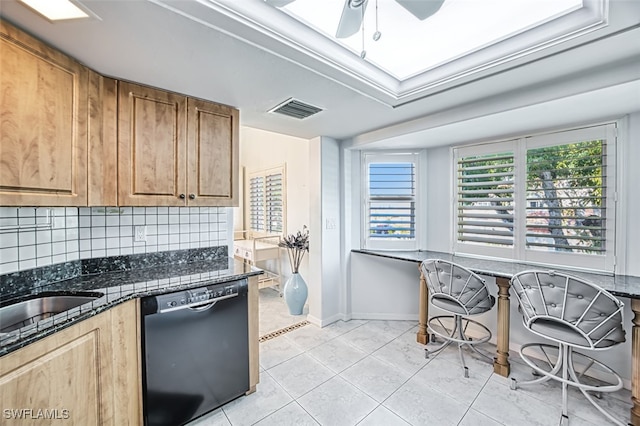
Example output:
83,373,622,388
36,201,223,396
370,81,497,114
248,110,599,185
268,98,322,119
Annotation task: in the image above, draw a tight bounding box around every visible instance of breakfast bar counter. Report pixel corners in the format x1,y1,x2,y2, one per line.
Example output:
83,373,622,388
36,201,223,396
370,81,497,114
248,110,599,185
353,249,640,425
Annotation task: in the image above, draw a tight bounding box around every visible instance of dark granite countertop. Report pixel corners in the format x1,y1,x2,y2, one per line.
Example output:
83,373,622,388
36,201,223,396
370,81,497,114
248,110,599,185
352,249,640,299
0,247,262,357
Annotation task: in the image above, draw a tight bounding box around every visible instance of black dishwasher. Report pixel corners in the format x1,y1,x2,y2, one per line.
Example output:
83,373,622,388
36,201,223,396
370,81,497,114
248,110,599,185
140,279,249,426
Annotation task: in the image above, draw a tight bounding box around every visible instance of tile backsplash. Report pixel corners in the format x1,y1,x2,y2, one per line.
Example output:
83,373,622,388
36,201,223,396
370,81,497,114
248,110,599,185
0,206,229,275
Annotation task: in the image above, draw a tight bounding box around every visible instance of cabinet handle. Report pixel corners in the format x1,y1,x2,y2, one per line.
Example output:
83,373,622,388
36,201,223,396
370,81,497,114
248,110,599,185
179,194,186,199
189,194,196,200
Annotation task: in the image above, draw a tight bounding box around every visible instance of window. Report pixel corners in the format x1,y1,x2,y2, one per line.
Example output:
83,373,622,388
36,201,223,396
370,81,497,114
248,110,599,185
248,165,286,235
454,124,616,272
363,152,421,250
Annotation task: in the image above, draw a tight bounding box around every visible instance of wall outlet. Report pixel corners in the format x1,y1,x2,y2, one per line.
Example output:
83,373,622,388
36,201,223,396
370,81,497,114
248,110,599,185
326,218,336,230
135,225,147,242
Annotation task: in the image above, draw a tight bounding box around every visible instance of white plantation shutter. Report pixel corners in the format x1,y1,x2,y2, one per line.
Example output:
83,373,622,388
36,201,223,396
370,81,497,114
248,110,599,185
248,166,286,235
363,152,420,250
457,152,515,247
526,140,607,253
454,123,616,272
265,172,283,233
249,176,264,232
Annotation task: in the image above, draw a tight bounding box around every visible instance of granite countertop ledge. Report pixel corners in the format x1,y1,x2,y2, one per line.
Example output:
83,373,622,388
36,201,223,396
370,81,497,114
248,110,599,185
352,249,640,299
0,247,262,357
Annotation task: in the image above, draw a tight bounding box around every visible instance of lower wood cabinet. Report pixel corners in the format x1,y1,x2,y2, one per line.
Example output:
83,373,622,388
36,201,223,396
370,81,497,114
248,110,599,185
0,300,142,425
0,279,259,424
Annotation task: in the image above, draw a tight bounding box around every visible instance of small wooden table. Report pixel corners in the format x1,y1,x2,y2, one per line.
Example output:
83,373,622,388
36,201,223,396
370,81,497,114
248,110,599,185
353,249,640,425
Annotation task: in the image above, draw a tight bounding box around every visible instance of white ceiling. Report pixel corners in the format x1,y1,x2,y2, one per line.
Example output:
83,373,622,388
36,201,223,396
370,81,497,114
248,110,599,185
1,0,639,148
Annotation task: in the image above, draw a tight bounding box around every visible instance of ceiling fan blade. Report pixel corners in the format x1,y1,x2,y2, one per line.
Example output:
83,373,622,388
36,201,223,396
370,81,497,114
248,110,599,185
335,0,368,39
264,0,296,7
395,0,445,20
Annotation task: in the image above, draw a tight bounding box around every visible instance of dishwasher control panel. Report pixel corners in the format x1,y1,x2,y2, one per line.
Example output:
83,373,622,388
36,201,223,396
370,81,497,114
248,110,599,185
142,279,247,314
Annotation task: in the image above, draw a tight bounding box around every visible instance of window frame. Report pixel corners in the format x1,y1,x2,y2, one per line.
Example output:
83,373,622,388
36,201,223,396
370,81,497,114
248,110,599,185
453,124,617,272
362,151,422,250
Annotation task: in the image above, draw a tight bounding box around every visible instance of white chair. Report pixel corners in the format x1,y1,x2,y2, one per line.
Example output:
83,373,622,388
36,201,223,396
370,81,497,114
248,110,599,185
420,259,496,377
510,270,626,426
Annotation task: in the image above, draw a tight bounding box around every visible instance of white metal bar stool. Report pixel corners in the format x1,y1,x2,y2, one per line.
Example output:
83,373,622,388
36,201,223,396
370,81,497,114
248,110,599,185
510,270,626,426
420,259,496,377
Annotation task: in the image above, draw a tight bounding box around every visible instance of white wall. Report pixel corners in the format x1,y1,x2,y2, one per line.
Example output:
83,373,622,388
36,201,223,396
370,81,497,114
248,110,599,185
350,253,420,320
618,113,640,276
425,145,452,253
237,126,311,280
308,136,343,326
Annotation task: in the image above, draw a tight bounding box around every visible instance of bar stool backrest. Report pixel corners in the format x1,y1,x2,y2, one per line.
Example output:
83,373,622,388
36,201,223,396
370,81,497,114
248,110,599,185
511,270,625,349
421,259,492,315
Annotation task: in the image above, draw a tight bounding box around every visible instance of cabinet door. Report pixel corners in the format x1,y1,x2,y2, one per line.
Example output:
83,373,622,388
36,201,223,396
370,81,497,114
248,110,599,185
0,20,88,206
187,98,239,206
118,82,187,206
0,312,113,425
0,300,142,426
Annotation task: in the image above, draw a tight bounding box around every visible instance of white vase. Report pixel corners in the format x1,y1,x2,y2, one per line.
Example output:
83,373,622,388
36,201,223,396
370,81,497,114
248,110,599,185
283,272,308,315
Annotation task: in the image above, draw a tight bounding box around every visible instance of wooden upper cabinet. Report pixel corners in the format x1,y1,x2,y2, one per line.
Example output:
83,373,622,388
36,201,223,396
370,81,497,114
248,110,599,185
118,82,239,207
0,20,238,207
0,20,88,206
187,98,239,206
88,71,118,206
118,82,187,206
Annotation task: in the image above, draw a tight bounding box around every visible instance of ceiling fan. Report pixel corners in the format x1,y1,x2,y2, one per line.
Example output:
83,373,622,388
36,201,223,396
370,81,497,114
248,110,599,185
265,0,446,38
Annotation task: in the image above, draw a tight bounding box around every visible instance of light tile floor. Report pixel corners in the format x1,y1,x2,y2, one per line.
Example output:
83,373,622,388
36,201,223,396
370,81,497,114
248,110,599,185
189,290,632,426
258,287,308,336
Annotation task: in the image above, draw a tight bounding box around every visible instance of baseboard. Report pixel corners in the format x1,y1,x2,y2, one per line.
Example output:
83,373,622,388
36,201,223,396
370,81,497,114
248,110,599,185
307,313,356,327
350,312,419,321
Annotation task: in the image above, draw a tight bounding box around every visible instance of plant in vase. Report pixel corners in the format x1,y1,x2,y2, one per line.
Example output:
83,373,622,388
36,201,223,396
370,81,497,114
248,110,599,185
279,226,309,315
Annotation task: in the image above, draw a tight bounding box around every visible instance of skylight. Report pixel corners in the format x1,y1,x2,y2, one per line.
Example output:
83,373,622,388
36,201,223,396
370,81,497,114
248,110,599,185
278,0,584,80
18,0,91,21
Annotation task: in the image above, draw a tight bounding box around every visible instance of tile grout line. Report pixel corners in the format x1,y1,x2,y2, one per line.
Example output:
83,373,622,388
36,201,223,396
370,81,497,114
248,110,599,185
455,367,503,426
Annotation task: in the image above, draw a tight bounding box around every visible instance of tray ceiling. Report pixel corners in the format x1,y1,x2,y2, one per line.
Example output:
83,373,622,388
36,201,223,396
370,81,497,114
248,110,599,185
164,0,609,105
